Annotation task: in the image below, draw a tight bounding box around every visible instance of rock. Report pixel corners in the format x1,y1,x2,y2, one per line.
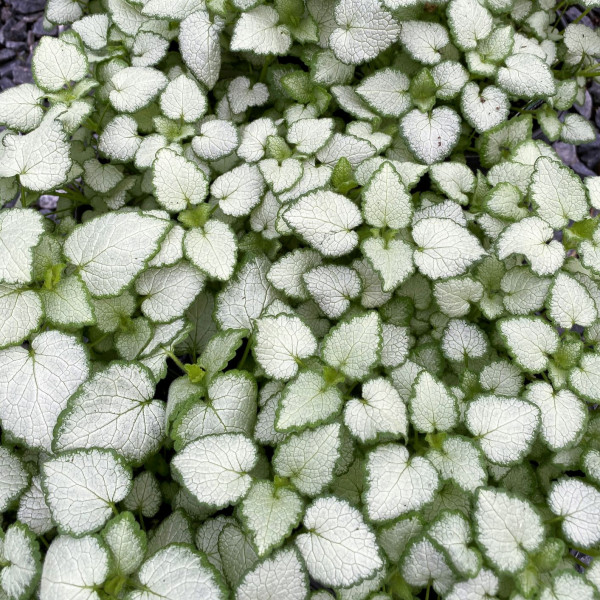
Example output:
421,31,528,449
566,6,594,27
39,195,59,211
577,134,600,172
574,91,593,121
553,141,578,167
7,0,47,14
595,108,600,131
6,41,28,52
22,13,45,23
0,49,15,64
0,77,12,91
12,65,33,85
3,19,27,42
0,63,13,78
33,17,56,37
570,161,597,178
591,82,600,105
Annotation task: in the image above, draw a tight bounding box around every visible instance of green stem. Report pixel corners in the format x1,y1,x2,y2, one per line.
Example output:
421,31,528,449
545,515,564,524
84,118,100,133
238,339,252,369
425,582,431,600
572,6,593,24
572,555,590,569
577,68,600,78
259,56,273,83
551,1,571,32
54,189,88,205
571,546,600,557
88,332,110,350
165,349,186,372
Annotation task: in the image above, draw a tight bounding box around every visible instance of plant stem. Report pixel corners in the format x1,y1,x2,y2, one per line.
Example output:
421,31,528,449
572,6,592,24
88,332,110,350
238,339,252,368
165,349,186,371
571,546,600,557
551,1,570,32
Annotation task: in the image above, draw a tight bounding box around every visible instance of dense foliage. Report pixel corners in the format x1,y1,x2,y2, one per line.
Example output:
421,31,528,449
1,0,600,598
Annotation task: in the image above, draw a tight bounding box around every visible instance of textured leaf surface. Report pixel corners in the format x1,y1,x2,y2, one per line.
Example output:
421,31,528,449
276,371,343,433
0,522,40,600
401,107,461,164
179,11,224,89
129,544,226,600
42,449,131,536
362,238,414,292
401,537,455,595
296,497,382,587
0,447,28,513
498,317,559,372
497,54,555,98
0,331,88,450
135,262,205,323
101,512,146,576
330,0,399,65
236,548,307,600
211,164,265,217
548,272,596,328
284,191,362,257
427,436,487,492
365,443,438,521
0,117,71,191
466,395,539,465
303,265,361,318
172,371,257,446
109,67,167,112
475,488,544,572
153,148,208,212
216,257,277,331
322,311,381,380
530,157,588,229
0,210,44,285
254,314,317,380
0,285,43,349
0,83,44,132
231,6,292,55
64,212,169,297
172,433,257,508
54,363,165,463
362,162,412,229
497,217,565,276
526,382,586,451
549,479,600,547
40,535,110,600
239,481,304,557
410,371,458,433
32,36,87,91
413,218,485,279
344,377,407,443
273,423,341,496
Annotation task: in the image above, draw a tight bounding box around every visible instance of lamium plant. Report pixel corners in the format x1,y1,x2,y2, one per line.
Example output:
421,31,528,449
0,0,600,597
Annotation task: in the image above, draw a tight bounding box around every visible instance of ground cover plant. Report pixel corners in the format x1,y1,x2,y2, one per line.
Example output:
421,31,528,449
1,0,600,598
